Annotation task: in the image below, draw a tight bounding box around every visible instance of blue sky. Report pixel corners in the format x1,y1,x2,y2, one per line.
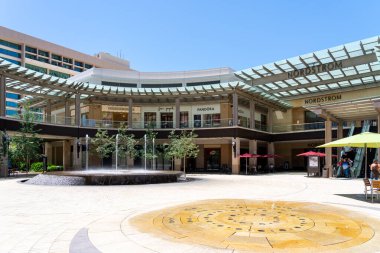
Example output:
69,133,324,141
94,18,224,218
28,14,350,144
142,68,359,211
1,0,379,71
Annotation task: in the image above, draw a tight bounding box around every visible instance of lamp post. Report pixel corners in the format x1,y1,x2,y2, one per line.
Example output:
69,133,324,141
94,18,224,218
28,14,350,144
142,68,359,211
152,138,155,170
144,134,147,170
232,141,236,158
115,134,119,170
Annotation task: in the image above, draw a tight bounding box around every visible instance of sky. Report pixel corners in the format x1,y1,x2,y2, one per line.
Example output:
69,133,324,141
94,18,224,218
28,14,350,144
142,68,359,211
0,0,379,72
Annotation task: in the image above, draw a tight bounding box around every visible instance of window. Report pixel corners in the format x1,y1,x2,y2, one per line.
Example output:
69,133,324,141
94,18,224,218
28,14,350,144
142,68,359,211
25,53,37,60
49,70,70,79
38,50,49,57
1,57,21,65
6,93,20,99
25,63,47,74
0,39,21,50
180,112,189,128
0,48,21,58
141,83,182,88
63,57,72,63
75,61,83,67
101,81,137,88
194,114,201,128
37,57,49,63
52,54,62,61
144,112,156,128
25,46,37,54
187,80,220,87
74,67,82,72
51,61,62,67
6,110,17,116
6,101,18,107
84,64,93,69
62,64,72,69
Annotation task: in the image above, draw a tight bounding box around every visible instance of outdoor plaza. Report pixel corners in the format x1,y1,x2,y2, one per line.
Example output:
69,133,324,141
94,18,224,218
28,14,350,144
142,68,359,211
1,173,380,253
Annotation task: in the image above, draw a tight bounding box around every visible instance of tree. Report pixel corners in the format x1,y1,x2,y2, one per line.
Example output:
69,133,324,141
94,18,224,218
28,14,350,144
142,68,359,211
10,103,42,171
117,123,137,168
142,127,157,169
92,129,115,167
168,130,199,174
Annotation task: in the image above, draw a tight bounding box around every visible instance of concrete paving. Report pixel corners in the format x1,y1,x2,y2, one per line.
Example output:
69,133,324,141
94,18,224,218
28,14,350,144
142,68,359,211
0,173,380,253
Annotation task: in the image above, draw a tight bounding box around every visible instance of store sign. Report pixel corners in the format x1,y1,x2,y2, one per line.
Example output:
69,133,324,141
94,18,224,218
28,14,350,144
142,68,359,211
288,61,343,79
304,94,342,105
102,105,140,113
192,104,220,114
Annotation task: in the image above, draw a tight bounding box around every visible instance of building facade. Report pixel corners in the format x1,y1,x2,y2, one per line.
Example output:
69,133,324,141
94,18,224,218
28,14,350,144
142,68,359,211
0,26,130,115
0,27,380,177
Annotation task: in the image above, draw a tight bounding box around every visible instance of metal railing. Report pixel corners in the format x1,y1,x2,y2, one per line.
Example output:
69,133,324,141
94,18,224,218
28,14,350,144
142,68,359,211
272,122,325,133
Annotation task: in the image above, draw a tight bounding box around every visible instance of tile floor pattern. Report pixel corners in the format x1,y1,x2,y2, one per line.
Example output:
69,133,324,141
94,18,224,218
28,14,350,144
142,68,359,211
131,199,379,252
1,173,380,252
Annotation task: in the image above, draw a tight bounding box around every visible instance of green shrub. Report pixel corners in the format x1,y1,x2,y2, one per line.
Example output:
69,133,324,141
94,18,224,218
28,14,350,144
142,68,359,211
31,162,44,172
47,165,63,171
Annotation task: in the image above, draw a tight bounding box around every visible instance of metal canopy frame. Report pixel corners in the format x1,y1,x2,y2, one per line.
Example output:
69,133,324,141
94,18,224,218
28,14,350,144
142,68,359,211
0,58,291,111
235,36,380,100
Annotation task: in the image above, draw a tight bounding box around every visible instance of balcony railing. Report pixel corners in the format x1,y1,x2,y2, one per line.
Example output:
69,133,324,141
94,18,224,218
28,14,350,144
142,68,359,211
272,122,325,133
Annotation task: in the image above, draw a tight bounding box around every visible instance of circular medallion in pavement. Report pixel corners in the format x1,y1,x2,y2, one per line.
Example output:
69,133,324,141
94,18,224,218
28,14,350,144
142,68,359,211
130,199,380,252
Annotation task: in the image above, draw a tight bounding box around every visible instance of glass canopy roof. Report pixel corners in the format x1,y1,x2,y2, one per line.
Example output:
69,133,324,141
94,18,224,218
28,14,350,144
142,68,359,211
0,58,291,110
235,36,380,99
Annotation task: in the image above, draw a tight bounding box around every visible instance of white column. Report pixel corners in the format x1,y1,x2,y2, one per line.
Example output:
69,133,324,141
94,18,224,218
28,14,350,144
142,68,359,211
231,137,240,174
75,93,80,126
128,98,133,129
62,139,71,170
250,100,255,129
175,98,180,128
46,99,52,123
325,119,332,177
232,92,238,126
249,139,257,168
267,108,273,132
337,121,343,158
268,142,275,167
64,99,70,125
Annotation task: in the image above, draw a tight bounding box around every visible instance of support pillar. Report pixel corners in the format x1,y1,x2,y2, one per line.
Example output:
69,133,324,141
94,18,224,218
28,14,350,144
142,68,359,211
249,139,258,168
75,93,80,126
64,99,70,125
73,138,82,170
46,99,52,123
268,142,275,167
44,142,53,164
337,121,343,158
267,108,273,132
128,98,133,129
231,137,240,174
232,92,238,126
325,119,332,177
250,100,255,129
175,98,180,128
62,140,71,170
0,75,6,117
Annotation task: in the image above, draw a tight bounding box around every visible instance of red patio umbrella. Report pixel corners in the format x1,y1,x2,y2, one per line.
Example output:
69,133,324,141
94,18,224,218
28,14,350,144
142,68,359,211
297,151,326,157
240,153,253,175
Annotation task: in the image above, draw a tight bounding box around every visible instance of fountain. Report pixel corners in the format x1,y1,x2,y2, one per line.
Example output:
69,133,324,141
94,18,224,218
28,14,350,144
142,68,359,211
115,134,119,170
85,134,89,171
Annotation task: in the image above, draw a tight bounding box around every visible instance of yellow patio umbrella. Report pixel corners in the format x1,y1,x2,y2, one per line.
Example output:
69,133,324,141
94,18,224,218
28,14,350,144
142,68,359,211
318,132,380,178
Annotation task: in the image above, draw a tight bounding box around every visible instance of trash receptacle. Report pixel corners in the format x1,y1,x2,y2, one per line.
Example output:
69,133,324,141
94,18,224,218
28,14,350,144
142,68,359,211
322,166,328,178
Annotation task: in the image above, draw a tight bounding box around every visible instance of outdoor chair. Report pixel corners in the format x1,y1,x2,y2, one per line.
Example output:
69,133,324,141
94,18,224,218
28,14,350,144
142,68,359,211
363,178,371,199
371,180,380,203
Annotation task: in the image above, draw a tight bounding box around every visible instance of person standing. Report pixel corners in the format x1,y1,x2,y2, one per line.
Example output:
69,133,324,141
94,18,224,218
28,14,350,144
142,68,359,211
370,159,379,180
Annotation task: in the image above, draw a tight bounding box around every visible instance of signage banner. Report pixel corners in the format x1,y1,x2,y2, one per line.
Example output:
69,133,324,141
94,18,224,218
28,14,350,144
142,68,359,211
102,105,140,113
304,94,342,105
288,61,343,79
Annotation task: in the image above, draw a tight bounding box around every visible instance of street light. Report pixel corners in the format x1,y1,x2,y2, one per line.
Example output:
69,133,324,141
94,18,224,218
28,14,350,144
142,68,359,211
232,141,236,158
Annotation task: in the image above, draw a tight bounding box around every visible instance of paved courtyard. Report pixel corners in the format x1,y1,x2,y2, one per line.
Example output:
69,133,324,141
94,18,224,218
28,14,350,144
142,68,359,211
1,173,380,253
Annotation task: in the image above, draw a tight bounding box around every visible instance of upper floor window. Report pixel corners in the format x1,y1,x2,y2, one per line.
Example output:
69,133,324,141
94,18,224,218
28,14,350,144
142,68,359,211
38,50,49,57
0,39,21,50
25,46,37,54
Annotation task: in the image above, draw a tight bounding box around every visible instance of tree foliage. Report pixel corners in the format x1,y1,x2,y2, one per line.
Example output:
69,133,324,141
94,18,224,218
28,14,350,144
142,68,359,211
117,123,138,160
92,129,115,166
167,130,199,173
10,104,42,171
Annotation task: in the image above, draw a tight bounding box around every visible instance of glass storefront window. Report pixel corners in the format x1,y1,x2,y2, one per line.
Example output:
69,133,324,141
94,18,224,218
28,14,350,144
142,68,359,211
180,112,189,128
144,112,156,128
194,114,201,128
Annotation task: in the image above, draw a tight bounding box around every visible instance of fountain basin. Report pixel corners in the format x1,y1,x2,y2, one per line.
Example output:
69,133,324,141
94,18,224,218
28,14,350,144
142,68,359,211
47,170,184,185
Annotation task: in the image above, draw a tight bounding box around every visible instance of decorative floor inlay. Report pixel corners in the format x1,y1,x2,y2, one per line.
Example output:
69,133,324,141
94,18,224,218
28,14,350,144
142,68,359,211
130,200,379,252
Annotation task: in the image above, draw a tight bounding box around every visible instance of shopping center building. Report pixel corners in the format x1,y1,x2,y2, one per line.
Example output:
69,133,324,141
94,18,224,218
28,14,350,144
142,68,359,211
0,26,379,177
